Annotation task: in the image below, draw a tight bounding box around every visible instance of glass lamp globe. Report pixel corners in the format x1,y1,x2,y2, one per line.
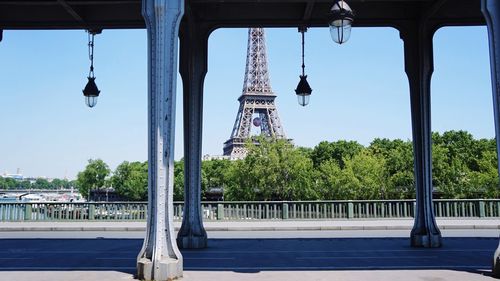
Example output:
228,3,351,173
295,75,312,107
297,94,310,107
85,96,98,108
329,0,354,44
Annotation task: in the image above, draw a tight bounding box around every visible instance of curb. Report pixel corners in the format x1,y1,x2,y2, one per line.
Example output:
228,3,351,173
0,224,498,232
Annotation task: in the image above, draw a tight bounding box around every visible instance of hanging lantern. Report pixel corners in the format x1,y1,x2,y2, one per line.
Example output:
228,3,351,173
295,27,313,106
328,0,354,44
82,30,101,108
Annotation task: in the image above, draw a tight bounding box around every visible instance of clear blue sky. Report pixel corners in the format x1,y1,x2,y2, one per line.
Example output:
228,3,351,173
0,26,493,179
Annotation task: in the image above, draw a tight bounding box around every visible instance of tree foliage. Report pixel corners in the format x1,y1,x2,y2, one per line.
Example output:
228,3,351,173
71,130,500,201
0,177,73,190
174,159,184,201
76,159,110,199
111,161,148,201
224,137,317,201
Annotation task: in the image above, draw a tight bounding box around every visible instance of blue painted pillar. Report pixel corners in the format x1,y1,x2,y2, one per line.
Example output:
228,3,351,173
481,0,500,277
400,21,442,248
177,10,209,249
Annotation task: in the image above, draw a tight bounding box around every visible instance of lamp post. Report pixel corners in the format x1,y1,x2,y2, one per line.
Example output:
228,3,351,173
82,30,101,108
328,0,354,44
295,27,312,106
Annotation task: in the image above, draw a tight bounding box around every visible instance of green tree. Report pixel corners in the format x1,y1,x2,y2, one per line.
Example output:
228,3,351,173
431,131,497,198
369,138,414,198
317,160,360,200
317,152,387,200
225,137,317,201
347,151,387,199
202,159,232,199
111,161,148,201
18,180,32,189
51,178,69,190
174,159,184,201
0,177,8,189
76,159,110,199
296,146,313,159
311,140,363,168
5,178,18,189
34,178,51,189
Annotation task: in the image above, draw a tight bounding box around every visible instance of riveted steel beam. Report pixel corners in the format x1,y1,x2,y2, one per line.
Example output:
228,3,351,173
136,0,184,280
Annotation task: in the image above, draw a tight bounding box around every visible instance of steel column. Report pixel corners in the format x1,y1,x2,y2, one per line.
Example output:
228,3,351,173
400,21,442,248
137,0,184,280
177,12,209,249
481,0,500,277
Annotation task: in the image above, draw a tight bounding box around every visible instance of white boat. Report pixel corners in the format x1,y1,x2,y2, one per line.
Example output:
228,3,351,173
20,193,44,202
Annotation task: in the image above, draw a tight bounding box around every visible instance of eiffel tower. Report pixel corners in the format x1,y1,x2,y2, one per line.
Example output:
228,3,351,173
223,28,286,158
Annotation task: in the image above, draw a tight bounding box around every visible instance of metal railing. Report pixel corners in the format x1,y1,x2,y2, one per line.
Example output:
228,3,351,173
0,199,498,222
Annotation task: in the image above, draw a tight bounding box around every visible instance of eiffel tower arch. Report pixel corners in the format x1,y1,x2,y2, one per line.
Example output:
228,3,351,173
223,28,286,158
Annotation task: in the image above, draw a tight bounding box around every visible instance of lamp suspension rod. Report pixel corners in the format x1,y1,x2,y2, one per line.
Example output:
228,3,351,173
88,31,95,77
299,26,307,76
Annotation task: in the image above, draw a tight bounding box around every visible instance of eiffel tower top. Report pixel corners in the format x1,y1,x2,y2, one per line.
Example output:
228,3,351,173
241,28,274,96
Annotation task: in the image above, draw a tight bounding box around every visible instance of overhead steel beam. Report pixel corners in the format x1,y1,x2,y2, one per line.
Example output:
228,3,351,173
0,1,140,5
57,0,86,25
302,1,315,21
422,0,447,21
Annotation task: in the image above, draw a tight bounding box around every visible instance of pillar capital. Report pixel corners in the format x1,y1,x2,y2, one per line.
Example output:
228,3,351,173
137,0,184,280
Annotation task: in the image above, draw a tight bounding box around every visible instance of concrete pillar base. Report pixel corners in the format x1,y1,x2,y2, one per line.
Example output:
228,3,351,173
177,234,208,249
137,258,183,281
410,232,442,248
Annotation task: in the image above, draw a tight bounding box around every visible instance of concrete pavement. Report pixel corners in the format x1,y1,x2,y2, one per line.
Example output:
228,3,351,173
0,237,498,281
1,219,499,280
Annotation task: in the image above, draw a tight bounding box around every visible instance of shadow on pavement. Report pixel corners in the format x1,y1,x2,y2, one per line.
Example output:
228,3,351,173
0,237,496,277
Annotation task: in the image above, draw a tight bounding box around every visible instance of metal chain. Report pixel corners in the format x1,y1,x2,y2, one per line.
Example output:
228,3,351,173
301,30,305,76
299,27,306,76
88,31,95,78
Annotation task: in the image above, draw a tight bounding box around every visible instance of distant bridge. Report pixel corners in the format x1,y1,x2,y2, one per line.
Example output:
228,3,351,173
0,189,74,195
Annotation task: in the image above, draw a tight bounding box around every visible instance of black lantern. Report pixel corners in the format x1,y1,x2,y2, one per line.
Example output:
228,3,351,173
328,0,354,44
83,77,100,108
295,27,312,106
295,75,312,106
83,30,101,108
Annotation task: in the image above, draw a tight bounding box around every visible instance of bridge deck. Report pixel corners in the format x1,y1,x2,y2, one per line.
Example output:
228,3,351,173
0,237,497,280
